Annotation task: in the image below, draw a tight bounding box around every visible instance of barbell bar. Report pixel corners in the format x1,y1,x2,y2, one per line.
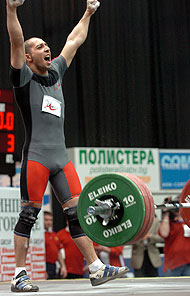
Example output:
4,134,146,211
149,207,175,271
154,203,190,209
87,202,190,230
77,173,190,247
88,202,190,218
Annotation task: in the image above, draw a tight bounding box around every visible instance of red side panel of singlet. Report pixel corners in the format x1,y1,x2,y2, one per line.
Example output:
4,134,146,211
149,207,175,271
63,161,82,198
27,160,50,203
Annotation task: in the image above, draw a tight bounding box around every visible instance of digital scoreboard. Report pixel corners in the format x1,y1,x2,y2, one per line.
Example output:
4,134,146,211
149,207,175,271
0,90,15,176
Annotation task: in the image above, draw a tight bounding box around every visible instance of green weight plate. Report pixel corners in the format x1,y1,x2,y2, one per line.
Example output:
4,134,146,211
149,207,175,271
78,173,145,247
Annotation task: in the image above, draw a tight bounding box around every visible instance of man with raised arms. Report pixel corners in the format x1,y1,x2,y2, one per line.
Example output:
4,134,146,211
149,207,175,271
6,0,129,292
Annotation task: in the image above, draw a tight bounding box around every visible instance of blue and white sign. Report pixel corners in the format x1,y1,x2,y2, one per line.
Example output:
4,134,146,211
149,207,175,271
160,150,190,189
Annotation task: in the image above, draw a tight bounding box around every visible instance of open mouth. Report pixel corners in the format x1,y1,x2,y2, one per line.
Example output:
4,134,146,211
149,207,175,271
44,56,51,62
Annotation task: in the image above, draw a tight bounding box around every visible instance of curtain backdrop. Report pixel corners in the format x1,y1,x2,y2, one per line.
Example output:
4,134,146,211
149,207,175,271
1,0,190,161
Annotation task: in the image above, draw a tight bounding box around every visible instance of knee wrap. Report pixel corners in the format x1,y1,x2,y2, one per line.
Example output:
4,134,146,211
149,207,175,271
64,206,85,239
14,207,41,238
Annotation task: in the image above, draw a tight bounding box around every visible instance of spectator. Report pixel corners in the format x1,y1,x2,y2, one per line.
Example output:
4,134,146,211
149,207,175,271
44,211,67,279
57,224,84,279
159,196,190,276
130,215,163,277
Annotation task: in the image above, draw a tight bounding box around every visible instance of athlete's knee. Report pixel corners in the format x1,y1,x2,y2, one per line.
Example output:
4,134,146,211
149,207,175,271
14,206,41,238
64,206,85,239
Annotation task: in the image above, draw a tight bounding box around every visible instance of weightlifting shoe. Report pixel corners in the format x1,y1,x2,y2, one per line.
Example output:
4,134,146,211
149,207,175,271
11,270,39,292
90,264,129,286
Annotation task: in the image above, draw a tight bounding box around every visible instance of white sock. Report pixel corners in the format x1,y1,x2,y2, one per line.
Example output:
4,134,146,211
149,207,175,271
89,259,104,273
14,267,26,278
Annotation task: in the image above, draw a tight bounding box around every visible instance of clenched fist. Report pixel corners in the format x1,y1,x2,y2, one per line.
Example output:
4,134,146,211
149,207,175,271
8,0,25,7
87,0,100,14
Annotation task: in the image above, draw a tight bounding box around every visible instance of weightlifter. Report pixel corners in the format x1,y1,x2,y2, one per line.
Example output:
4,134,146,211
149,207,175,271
6,0,129,292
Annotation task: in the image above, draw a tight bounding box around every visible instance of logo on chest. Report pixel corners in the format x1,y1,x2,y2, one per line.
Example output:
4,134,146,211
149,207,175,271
42,95,62,117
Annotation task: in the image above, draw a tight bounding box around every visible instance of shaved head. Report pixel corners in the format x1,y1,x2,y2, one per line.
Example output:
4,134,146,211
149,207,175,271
24,37,45,54
24,38,34,54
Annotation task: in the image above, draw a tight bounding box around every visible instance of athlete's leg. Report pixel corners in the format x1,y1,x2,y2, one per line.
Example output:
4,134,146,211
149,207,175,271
64,196,99,265
15,160,49,267
14,202,42,268
50,161,99,265
12,160,50,292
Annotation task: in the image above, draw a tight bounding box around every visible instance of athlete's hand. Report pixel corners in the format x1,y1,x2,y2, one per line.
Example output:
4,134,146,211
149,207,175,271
87,0,100,15
7,0,25,8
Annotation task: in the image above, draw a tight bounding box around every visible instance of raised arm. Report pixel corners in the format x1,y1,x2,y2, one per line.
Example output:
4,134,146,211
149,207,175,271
6,0,26,69
61,0,100,67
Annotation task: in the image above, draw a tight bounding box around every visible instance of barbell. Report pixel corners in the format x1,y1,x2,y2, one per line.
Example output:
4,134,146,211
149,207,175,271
77,173,190,247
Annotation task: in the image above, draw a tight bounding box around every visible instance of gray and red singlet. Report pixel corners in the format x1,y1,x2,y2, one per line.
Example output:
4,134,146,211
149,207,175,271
10,55,81,204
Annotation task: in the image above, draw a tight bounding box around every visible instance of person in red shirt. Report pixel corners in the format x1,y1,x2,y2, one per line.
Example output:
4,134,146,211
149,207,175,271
44,211,67,279
57,225,84,279
159,197,190,276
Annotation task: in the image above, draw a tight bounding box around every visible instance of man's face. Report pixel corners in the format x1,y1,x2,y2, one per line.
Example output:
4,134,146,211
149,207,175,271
44,214,53,231
26,38,52,73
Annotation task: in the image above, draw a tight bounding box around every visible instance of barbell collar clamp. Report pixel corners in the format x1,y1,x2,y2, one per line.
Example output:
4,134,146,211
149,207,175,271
88,198,120,226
